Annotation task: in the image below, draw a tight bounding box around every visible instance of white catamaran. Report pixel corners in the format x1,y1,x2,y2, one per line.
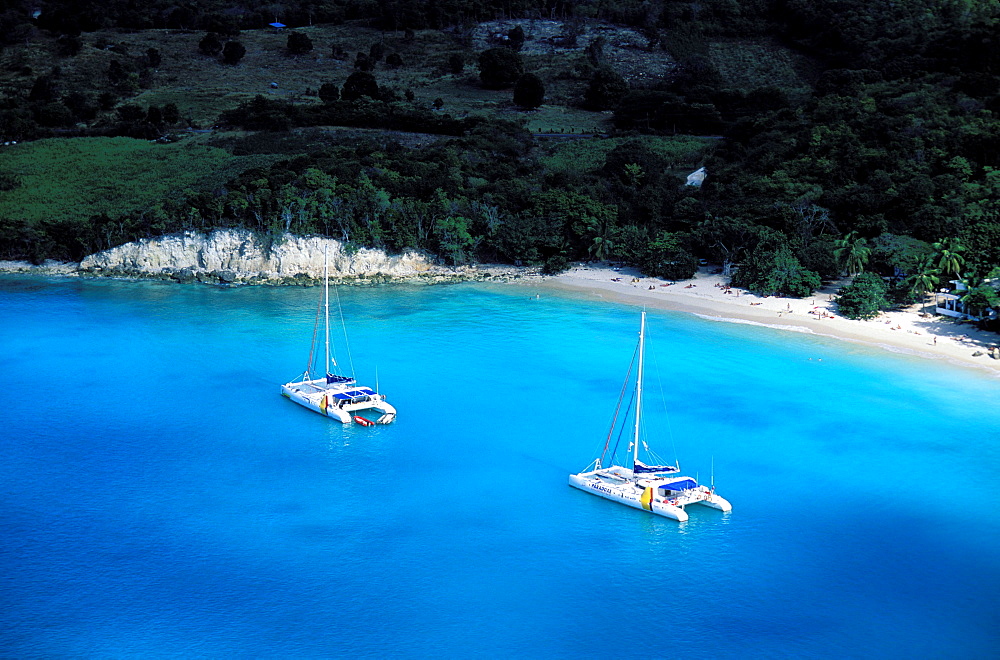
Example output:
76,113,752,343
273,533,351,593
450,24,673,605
569,312,731,522
280,251,396,426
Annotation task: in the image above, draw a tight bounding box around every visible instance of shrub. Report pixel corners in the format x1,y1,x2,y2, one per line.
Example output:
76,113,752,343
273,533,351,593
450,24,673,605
319,83,340,103
543,253,570,273
56,34,82,57
199,32,223,56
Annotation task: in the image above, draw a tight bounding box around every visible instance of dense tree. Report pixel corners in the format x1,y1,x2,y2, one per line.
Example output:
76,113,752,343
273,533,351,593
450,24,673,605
222,41,246,65
583,67,628,111
506,25,525,52
341,72,379,102
161,103,180,124
434,215,475,265
478,48,524,89
513,73,544,109
960,279,1000,320
585,36,606,67
695,216,761,276
28,75,58,102
732,244,821,297
837,273,891,320
869,234,932,277
287,32,313,55
640,232,699,280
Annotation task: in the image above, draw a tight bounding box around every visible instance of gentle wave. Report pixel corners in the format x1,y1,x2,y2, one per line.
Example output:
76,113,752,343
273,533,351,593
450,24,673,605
693,313,818,334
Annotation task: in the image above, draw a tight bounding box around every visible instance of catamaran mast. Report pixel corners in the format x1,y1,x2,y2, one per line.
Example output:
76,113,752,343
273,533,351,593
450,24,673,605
633,311,645,469
324,246,330,376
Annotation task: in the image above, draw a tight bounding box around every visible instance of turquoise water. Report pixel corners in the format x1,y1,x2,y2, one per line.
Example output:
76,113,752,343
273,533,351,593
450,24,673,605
1,275,999,657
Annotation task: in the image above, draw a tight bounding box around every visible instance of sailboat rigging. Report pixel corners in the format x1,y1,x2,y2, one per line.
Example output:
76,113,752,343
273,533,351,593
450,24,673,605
568,312,731,521
280,248,396,425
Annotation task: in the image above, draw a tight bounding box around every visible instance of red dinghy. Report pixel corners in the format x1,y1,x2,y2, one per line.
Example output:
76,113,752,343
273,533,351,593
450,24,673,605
353,416,374,426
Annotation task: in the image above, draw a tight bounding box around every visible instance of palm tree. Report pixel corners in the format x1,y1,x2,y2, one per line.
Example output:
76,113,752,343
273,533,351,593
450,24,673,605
589,235,613,261
906,256,940,313
833,231,871,277
933,237,966,281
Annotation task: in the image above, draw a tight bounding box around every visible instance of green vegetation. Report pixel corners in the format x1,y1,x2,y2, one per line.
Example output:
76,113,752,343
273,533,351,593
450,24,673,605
0,0,998,328
0,137,235,225
837,273,891,320
541,136,714,176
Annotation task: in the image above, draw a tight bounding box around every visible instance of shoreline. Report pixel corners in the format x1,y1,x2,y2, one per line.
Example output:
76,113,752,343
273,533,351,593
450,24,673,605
0,259,534,286
5,257,998,376
517,263,1000,377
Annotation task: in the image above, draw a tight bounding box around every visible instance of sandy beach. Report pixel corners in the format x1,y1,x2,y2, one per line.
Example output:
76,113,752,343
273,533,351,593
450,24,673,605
519,263,1000,377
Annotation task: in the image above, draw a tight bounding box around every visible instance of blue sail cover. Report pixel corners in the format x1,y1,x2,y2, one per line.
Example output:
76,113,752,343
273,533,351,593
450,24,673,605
658,479,698,491
326,374,355,384
634,460,679,474
332,388,375,400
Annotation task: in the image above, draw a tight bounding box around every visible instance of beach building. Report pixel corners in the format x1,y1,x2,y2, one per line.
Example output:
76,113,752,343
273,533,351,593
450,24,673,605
935,278,999,321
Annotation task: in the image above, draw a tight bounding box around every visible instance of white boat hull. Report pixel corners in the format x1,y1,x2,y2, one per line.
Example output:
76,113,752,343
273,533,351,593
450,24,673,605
569,473,689,522
569,471,732,522
281,381,396,425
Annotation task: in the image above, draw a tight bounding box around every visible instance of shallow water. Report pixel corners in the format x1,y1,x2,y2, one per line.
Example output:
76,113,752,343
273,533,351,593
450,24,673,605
1,276,998,657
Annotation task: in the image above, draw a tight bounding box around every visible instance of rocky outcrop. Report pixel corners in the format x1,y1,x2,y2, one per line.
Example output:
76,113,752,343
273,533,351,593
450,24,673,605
0,260,79,275
70,230,527,285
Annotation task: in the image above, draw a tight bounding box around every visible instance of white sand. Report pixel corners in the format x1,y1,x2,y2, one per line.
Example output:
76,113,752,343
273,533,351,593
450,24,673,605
517,263,1000,377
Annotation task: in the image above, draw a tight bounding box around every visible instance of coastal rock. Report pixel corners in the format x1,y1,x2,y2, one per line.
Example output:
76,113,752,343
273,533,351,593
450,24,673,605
0,260,79,275
73,229,530,285
77,229,431,283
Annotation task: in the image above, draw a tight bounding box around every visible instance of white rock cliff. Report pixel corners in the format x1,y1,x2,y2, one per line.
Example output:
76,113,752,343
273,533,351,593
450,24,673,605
79,230,435,280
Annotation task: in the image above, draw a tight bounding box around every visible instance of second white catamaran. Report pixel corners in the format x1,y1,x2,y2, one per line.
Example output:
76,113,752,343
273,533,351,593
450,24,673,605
281,250,396,426
569,312,731,522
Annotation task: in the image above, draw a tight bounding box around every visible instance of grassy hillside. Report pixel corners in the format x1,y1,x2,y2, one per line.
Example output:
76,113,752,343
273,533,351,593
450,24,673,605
0,136,277,225
0,19,808,134
541,135,716,176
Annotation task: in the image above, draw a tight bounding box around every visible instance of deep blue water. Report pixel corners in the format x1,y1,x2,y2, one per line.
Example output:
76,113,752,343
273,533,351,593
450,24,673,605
1,275,999,658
